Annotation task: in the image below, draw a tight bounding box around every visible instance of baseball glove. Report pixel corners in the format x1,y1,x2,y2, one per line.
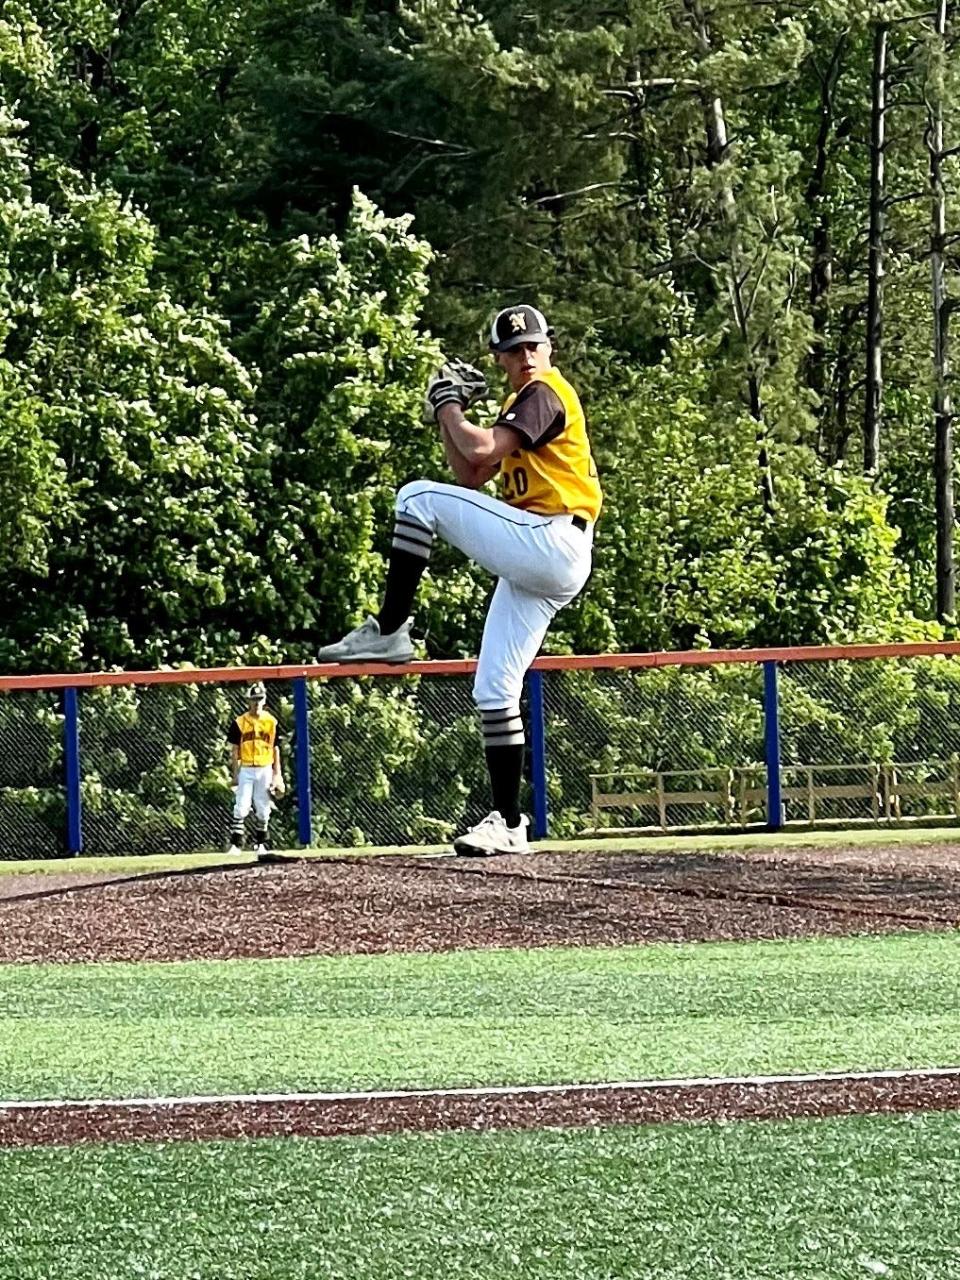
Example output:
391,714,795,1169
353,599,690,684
423,358,488,424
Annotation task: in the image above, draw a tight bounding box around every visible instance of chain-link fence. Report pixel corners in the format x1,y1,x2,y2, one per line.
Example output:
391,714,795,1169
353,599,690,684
0,673,489,857
4,650,960,857
0,690,64,856
551,654,960,833
305,674,486,847
777,657,960,823
77,681,299,855
543,664,766,835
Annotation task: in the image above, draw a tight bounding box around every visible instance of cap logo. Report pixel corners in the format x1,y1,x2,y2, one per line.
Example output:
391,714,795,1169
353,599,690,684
508,311,528,333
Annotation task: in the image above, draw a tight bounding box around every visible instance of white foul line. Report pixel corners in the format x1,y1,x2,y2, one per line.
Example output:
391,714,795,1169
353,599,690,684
3,1065,960,1113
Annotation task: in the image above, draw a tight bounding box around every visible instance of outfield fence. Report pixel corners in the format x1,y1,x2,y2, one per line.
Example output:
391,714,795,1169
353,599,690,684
4,642,960,858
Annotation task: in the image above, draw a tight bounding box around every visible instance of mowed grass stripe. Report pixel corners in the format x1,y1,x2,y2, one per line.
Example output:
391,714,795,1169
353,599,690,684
1,932,959,1101
4,1111,960,1279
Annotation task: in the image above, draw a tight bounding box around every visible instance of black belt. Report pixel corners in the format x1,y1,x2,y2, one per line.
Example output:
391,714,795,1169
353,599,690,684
572,515,587,531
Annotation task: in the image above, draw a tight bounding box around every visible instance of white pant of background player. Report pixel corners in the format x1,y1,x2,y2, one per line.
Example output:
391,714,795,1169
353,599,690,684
395,481,593,709
233,765,274,826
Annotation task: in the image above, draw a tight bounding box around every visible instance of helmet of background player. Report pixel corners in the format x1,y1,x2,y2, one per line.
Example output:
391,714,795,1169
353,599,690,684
488,304,555,353
245,682,267,705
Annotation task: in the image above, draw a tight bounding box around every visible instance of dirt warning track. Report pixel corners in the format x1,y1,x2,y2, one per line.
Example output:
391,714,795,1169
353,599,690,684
4,1068,960,1148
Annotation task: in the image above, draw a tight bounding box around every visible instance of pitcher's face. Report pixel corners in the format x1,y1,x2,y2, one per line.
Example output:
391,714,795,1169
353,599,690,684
496,341,552,391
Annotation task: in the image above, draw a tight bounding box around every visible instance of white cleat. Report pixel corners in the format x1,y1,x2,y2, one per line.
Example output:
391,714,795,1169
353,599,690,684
317,616,414,664
254,844,268,859
227,845,243,856
453,811,530,857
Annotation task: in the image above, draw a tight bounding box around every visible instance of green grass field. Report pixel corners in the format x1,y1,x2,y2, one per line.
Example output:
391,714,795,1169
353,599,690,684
3,838,960,1278
2,932,959,1101
5,1110,960,1279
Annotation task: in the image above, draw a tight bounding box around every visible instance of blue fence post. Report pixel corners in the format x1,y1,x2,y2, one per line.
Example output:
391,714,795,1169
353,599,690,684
63,686,83,856
293,677,313,847
527,669,549,839
763,660,783,831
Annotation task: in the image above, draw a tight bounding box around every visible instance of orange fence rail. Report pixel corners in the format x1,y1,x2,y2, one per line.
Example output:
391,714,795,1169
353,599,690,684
4,640,960,692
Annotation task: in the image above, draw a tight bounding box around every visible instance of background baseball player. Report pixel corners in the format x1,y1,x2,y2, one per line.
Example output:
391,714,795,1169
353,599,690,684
227,682,285,858
318,304,602,856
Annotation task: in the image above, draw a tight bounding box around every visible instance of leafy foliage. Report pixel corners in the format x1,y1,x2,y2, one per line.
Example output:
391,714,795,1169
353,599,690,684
3,0,958,674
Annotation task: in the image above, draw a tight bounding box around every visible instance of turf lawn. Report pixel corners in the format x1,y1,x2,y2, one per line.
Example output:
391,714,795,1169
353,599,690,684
1,931,959,1101
3,1109,960,1279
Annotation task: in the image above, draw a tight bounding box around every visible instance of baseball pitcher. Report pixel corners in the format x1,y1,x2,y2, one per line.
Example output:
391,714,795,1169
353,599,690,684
318,304,602,856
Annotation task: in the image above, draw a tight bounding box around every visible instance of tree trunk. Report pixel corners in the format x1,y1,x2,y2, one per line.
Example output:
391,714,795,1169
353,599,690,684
807,36,847,437
928,0,955,620
864,21,888,475
684,0,776,515
76,45,108,171
829,303,862,464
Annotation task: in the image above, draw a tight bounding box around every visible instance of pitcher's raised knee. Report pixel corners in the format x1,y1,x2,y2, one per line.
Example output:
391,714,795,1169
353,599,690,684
393,482,438,560
397,480,439,515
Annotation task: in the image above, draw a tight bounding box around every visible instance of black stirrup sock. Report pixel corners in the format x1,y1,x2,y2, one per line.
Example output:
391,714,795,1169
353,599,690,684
480,707,525,828
378,543,430,636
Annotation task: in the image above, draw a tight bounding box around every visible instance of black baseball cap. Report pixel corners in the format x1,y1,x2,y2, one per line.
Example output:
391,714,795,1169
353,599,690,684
488,304,554,353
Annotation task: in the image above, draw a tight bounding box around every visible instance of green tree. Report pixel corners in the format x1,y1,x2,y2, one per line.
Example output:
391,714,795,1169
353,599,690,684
580,340,930,654
1,13,449,672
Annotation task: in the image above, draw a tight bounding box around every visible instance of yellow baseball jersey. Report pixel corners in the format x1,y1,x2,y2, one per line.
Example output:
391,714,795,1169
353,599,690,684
227,711,279,768
495,367,602,523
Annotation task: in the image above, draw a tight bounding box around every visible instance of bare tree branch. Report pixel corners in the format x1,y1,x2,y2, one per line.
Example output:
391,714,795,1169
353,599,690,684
524,182,627,207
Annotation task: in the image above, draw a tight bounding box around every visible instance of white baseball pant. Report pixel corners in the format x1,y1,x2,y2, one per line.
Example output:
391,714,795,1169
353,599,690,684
394,481,593,712
233,765,274,823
